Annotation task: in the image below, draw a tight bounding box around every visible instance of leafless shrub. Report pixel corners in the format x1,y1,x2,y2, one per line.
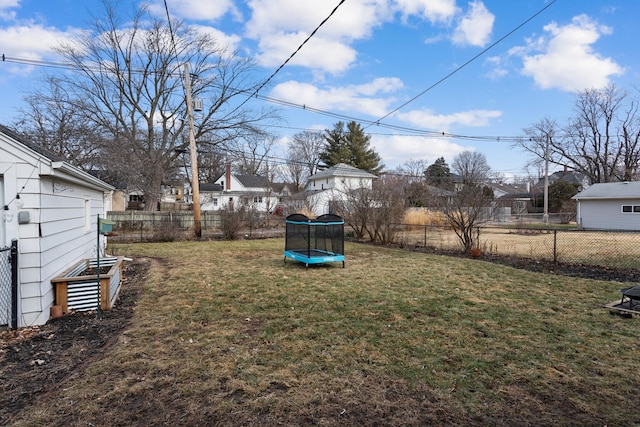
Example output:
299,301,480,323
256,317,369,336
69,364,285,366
220,205,244,240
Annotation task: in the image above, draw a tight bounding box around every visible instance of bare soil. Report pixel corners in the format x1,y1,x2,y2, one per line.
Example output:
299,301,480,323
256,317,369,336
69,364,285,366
0,258,149,425
0,253,636,426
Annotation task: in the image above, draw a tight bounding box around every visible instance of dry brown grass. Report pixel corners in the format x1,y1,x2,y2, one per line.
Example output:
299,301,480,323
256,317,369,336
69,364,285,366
10,239,640,426
403,208,448,228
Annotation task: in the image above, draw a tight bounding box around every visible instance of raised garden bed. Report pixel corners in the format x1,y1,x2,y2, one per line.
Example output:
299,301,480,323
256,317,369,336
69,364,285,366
51,257,124,314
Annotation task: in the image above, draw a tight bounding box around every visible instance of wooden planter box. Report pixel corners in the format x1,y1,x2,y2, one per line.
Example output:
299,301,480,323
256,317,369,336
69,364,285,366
51,257,124,314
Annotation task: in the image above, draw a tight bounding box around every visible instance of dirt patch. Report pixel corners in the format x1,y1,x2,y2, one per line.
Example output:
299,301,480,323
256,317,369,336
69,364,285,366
0,257,150,425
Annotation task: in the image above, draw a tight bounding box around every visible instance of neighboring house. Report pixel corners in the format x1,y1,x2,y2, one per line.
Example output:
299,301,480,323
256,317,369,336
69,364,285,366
0,125,114,327
298,163,377,216
573,181,640,230
489,182,531,215
199,165,279,212
534,169,590,192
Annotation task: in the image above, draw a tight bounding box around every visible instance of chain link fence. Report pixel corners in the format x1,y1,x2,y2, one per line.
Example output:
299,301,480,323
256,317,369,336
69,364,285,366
0,240,18,328
394,223,640,270
105,211,640,271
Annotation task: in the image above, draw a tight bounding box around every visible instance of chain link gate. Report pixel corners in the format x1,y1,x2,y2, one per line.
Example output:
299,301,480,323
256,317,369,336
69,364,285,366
0,240,18,329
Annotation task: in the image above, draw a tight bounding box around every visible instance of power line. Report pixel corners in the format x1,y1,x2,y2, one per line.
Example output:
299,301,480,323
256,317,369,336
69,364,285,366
228,0,347,116
367,0,559,127
1,53,529,143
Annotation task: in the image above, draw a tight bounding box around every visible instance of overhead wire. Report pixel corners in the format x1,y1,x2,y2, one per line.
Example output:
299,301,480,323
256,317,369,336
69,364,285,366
1,52,526,144
227,0,347,117
367,0,559,127
1,0,546,148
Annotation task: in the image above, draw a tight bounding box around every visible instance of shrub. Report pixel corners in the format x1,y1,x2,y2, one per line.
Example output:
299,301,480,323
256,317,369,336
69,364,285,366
220,206,244,240
152,217,182,242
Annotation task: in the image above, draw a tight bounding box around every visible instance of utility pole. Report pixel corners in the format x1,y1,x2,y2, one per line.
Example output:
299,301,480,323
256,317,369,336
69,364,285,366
543,132,550,225
184,63,202,238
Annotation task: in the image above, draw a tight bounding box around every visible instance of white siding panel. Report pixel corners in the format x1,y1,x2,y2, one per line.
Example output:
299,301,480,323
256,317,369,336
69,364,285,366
579,199,640,230
19,266,41,284
21,282,41,298
17,222,39,239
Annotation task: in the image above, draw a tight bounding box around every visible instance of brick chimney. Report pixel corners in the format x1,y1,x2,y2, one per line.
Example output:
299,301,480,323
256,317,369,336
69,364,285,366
225,164,231,191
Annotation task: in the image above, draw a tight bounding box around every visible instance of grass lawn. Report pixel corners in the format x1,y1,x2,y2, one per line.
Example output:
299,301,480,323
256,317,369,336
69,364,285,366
14,239,640,426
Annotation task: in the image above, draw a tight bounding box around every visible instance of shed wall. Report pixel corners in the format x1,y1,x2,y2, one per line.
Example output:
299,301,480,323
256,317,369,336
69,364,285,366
578,198,640,230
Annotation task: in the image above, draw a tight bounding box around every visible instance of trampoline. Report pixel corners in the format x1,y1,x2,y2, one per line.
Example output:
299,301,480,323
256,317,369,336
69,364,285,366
284,213,345,267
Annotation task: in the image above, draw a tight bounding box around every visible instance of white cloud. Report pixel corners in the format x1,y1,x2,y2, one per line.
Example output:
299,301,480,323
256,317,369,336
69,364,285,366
191,24,241,52
371,133,469,169
520,14,624,91
0,0,20,20
270,77,404,117
0,24,81,57
255,33,357,74
452,1,494,47
245,0,387,41
396,107,502,130
245,0,390,74
148,0,240,22
393,0,458,23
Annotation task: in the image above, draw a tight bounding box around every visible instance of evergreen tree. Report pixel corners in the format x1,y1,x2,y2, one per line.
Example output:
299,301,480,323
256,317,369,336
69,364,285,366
425,157,452,188
320,121,383,174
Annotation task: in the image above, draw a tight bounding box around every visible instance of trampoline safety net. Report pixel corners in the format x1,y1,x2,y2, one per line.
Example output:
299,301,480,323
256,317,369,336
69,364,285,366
284,213,345,267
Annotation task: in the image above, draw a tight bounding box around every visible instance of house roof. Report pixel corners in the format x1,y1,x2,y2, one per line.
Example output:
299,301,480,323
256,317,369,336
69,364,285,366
236,174,269,188
200,183,223,192
535,170,589,189
488,182,524,196
573,181,640,200
309,163,377,180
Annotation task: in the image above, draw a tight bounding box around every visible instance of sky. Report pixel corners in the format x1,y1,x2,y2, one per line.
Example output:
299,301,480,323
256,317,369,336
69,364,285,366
0,0,637,180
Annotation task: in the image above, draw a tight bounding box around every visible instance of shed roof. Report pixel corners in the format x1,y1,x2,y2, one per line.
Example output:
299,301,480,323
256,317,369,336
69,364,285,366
573,181,640,200
0,124,65,162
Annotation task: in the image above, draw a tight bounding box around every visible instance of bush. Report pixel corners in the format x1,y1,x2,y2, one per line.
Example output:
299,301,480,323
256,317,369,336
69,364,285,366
152,218,182,242
220,206,244,240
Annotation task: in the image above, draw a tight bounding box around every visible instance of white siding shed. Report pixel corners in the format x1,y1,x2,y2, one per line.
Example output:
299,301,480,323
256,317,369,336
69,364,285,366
573,181,640,230
0,125,114,327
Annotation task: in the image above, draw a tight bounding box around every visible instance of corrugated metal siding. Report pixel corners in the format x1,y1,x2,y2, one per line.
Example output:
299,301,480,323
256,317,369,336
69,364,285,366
67,280,100,311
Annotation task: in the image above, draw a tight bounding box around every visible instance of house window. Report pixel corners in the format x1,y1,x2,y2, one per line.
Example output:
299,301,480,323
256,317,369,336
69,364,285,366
213,198,218,207
253,196,263,203
621,205,640,213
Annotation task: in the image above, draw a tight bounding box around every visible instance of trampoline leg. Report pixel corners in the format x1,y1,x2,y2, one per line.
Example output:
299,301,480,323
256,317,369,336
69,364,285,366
342,261,345,268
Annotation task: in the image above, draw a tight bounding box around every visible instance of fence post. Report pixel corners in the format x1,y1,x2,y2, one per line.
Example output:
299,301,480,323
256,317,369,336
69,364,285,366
10,239,18,329
553,229,557,264
424,224,427,248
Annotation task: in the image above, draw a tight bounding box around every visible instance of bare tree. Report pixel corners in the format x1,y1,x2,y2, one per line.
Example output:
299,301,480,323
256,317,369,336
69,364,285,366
285,146,307,192
334,177,405,244
517,85,640,184
285,130,324,191
437,184,494,252
452,151,492,184
15,79,103,173
395,158,429,178
20,0,278,209
227,135,275,176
